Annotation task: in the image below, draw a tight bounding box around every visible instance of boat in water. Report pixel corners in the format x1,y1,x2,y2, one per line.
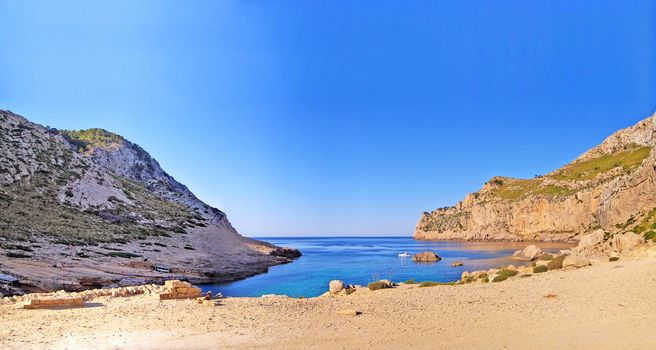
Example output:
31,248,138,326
398,252,411,258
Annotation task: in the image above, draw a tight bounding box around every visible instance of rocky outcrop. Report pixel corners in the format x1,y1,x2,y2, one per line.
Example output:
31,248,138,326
412,251,441,262
415,113,656,245
270,247,303,259
0,110,299,295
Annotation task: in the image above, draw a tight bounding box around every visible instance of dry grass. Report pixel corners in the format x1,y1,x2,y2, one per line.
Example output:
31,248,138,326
551,146,651,181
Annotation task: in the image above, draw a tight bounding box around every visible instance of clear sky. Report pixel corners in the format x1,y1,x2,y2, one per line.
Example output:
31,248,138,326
0,1,654,236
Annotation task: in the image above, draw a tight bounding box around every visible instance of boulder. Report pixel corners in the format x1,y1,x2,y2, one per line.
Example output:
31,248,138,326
451,261,464,266
368,280,393,291
329,280,345,294
412,251,441,262
547,255,566,270
576,230,605,251
377,280,394,288
461,272,470,282
534,260,549,267
562,256,590,268
612,232,644,254
519,266,533,274
512,245,543,261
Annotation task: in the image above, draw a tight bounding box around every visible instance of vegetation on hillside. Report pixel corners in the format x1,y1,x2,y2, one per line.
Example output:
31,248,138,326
492,178,575,201
551,146,651,181
61,128,126,152
490,146,651,201
0,170,196,246
630,207,656,242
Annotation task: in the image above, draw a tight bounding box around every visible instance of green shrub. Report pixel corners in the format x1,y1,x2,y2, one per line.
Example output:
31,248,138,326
609,257,620,262
538,253,554,261
520,274,532,278
547,255,565,270
644,231,656,243
368,281,390,291
5,251,31,258
105,251,141,259
492,275,508,282
418,281,457,288
481,275,489,283
497,269,518,277
533,265,548,273
403,279,417,284
418,281,440,287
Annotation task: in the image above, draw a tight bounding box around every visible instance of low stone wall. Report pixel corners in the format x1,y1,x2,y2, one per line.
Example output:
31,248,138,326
23,296,83,309
1,281,205,307
158,280,202,300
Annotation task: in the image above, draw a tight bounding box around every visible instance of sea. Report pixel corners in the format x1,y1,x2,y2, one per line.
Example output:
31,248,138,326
201,236,572,298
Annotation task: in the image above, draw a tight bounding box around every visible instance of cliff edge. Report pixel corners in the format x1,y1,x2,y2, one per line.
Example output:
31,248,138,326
415,113,656,242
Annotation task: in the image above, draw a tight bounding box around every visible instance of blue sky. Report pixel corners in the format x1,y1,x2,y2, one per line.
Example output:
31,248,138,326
0,1,654,236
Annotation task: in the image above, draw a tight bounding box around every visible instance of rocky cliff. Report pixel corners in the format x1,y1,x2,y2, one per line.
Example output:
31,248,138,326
415,113,656,243
0,110,299,295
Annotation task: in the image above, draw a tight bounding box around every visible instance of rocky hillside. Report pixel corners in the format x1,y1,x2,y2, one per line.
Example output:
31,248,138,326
415,113,656,243
0,110,299,295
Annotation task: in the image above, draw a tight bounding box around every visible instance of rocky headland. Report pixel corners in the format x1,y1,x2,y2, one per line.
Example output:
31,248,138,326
415,113,656,257
0,110,299,296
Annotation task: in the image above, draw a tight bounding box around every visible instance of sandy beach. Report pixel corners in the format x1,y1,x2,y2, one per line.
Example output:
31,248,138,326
1,256,655,350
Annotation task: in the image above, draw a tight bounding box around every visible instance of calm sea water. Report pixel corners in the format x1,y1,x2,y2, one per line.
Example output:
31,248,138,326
201,237,571,298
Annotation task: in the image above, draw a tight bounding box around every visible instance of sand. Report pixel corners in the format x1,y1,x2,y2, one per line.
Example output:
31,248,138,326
1,257,656,350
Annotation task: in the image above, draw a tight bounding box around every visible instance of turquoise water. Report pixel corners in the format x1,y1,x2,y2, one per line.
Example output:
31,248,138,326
201,237,571,298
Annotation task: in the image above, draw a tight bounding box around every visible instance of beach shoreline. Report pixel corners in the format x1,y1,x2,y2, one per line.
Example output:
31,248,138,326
2,255,655,349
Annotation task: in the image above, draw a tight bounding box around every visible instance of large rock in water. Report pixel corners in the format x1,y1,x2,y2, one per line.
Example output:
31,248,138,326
414,113,656,243
412,251,441,262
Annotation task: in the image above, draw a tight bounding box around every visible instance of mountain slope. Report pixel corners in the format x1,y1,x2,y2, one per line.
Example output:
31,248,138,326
415,113,656,242
0,110,298,294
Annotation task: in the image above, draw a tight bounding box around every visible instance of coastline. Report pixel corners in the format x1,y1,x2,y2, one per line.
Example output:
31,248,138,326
196,238,574,298
2,255,655,349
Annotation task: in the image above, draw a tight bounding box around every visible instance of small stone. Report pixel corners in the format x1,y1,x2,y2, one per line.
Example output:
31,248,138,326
451,261,464,266
337,309,360,316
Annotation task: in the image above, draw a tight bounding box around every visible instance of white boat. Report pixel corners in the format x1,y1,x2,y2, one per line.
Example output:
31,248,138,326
398,252,411,258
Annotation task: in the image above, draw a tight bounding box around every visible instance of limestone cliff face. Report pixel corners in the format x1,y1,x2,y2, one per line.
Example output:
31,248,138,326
0,110,298,294
415,113,656,242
